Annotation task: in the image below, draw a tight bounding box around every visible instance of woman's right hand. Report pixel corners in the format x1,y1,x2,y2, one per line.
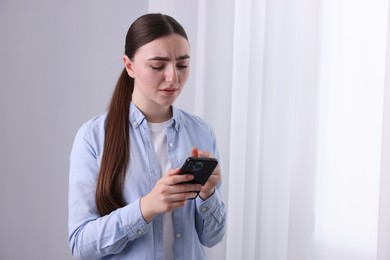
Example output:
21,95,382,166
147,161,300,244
140,168,203,223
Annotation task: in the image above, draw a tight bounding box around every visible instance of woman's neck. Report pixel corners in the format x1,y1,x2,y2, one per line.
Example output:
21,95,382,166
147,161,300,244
132,100,172,123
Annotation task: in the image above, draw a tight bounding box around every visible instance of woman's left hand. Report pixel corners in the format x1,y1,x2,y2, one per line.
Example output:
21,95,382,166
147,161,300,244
191,147,221,200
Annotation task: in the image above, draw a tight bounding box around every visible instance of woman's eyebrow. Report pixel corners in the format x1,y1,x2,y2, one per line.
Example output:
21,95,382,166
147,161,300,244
148,55,190,61
177,55,190,60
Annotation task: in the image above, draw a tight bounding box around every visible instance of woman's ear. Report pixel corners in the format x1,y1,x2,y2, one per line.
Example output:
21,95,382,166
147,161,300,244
123,55,135,78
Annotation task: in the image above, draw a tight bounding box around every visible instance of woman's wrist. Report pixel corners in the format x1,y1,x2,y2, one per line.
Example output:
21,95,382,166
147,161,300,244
140,195,155,224
199,188,215,201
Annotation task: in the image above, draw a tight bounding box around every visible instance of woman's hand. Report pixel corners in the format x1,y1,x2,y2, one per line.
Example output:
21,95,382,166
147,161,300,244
191,147,221,200
140,168,203,223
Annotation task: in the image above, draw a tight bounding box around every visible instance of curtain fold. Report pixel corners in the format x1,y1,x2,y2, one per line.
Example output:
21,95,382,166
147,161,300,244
225,0,260,259
377,2,390,259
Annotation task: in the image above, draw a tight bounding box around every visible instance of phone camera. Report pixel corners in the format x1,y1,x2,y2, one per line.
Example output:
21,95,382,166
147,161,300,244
188,161,203,171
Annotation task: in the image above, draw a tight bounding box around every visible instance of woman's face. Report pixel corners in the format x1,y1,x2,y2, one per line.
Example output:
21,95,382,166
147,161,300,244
124,34,190,112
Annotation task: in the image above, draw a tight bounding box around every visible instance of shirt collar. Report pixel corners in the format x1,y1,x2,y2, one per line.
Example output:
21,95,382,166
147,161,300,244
171,106,180,132
129,102,181,132
129,102,146,128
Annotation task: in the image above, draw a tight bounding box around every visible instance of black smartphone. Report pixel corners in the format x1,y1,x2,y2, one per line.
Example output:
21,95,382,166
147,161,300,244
178,157,218,185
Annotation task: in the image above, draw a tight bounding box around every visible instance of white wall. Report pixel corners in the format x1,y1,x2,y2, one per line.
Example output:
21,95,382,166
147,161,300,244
0,1,148,259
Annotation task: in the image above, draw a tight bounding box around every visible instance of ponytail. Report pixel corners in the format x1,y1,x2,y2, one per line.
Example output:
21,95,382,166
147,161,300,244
96,69,133,216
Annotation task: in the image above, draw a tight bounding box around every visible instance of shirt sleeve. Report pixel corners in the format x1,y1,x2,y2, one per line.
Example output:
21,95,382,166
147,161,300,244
68,123,149,259
192,123,226,247
194,186,226,247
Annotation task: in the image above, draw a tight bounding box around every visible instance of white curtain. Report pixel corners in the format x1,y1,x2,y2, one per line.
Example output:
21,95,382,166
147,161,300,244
227,1,320,259
378,1,390,259
149,0,390,259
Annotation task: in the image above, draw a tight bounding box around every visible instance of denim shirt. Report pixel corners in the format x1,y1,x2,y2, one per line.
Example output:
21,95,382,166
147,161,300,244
68,103,226,260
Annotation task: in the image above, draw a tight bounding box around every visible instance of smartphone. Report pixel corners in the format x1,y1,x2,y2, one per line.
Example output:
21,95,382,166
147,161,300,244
178,157,218,185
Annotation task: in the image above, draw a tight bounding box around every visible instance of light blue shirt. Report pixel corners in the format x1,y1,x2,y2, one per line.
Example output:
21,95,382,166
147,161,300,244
68,103,226,259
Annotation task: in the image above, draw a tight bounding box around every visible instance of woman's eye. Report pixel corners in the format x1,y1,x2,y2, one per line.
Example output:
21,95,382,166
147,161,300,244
151,65,164,70
177,64,188,70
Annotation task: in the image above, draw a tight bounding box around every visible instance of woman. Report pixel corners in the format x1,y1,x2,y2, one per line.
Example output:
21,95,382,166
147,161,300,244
68,13,226,259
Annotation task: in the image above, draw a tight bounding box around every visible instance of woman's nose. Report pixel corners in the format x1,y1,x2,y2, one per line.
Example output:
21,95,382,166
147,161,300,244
165,65,178,83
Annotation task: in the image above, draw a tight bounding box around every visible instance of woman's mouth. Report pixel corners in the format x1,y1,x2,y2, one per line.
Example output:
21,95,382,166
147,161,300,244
160,88,178,95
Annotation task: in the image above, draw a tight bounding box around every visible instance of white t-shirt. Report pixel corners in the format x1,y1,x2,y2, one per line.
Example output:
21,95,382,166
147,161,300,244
148,119,174,260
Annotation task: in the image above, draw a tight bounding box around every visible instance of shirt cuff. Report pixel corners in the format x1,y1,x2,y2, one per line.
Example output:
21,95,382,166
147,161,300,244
195,189,224,222
119,198,150,240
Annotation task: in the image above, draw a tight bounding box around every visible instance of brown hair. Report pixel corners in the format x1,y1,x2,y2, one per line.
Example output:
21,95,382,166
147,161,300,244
96,13,188,216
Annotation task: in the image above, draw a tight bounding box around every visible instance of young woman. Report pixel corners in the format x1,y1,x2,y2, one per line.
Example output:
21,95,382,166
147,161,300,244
68,13,226,259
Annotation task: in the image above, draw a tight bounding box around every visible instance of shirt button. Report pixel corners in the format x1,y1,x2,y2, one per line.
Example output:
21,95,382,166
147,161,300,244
175,233,182,239
201,207,208,213
132,121,138,127
168,142,174,148
137,230,143,235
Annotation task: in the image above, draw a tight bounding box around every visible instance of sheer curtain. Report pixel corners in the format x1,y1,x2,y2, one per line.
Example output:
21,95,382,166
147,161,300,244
378,1,390,259
227,1,320,259
149,0,389,259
